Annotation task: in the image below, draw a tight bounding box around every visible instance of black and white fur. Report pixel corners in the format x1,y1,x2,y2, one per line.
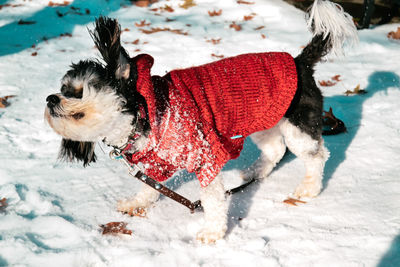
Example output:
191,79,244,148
45,0,357,243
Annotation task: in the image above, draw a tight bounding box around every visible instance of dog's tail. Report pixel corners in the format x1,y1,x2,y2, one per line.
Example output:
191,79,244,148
296,0,358,67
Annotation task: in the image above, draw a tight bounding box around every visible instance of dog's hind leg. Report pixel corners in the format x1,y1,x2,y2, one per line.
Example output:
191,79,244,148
196,174,227,244
279,118,329,198
245,121,287,180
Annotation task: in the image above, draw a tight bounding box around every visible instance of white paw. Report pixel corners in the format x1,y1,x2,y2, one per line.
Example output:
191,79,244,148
196,228,225,244
117,200,147,217
294,180,322,199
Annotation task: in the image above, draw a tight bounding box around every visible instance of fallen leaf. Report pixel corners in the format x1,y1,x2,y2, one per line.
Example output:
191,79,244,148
123,28,130,32
163,4,174,12
345,84,367,96
230,22,242,31
206,38,221,44
31,52,38,56
0,198,7,212
133,0,150,7
261,33,266,39
322,107,347,135
135,20,151,27
283,198,306,206
140,27,188,35
0,4,23,10
0,96,15,108
208,9,222,17
237,0,254,4
48,1,70,7
211,53,224,58
244,15,254,21
318,80,336,87
100,222,132,235
165,18,176,22
17,20,36,25
179,0,196,9
331,74,341,82
387,27,400,40
254,26,265,30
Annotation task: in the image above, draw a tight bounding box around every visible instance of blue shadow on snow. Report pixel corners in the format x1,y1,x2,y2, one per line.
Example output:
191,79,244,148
322,71,400,188
378,234,400,267
0,0,122,57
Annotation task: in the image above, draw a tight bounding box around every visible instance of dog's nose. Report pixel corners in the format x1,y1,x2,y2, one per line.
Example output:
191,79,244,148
46,94,60,107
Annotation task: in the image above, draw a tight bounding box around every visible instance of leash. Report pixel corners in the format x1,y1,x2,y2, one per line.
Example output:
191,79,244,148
110,149,256,213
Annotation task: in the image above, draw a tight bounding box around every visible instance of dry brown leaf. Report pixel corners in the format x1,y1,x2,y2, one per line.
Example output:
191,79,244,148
254,26,265,31
179,0,196,9
0,96,15,108
261,33,266,39
100,222,132,235
331,74,341,82
31,52,38,56
48,1,70,7
208,9,222,17
140,27,188,35
135,20,151,27
319,80,336,87
345,84,367,96
283,198,306,206
211,53,224,59
230,22,242,31
161,4,174,12
244,15,254,21
387,27,400,40
0,4,23,10
206,38,221,44
0,198,7,212
237,0,254,4
133,0,151,7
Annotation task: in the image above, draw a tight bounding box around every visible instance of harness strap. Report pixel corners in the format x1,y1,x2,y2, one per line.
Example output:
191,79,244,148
131,170,202,213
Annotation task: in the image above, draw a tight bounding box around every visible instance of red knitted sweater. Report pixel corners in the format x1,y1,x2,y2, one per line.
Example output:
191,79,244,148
123,53,297,187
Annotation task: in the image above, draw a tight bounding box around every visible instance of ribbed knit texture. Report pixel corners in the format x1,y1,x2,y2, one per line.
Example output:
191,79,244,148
124,53,297,187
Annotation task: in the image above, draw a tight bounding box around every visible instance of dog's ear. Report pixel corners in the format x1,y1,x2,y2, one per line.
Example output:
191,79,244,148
59,139,97,167
89,16,130,80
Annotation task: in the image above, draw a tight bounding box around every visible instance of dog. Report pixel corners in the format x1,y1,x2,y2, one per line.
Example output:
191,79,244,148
45,0,357,243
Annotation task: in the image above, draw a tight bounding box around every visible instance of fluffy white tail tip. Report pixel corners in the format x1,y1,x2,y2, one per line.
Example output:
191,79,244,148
307,0,358,57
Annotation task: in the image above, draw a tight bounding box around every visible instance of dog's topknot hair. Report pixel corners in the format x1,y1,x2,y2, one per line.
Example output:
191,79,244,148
89,16,129,71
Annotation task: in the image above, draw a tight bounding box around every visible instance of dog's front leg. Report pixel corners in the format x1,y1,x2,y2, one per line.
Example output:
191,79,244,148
117,183,160,216
196,175,228,244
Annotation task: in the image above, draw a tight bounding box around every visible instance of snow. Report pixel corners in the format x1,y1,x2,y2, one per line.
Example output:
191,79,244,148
0,0,399,266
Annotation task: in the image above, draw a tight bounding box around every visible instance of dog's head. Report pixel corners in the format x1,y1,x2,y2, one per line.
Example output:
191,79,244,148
45,17,145,166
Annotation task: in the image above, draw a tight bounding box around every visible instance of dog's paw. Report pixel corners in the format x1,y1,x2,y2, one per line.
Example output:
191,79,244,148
196,229,225,244
294,180,322,198
117,200,147,217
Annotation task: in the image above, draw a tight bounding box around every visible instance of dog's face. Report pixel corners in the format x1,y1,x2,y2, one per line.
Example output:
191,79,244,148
45,17,140,165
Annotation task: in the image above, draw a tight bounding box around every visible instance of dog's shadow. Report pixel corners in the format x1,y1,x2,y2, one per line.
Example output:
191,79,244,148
322,71,400,187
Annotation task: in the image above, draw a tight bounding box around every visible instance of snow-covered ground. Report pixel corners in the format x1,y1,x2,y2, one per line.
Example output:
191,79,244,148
0,0,399,266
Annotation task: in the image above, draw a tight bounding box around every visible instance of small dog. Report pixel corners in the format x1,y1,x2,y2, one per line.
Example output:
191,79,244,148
45,0,357,243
